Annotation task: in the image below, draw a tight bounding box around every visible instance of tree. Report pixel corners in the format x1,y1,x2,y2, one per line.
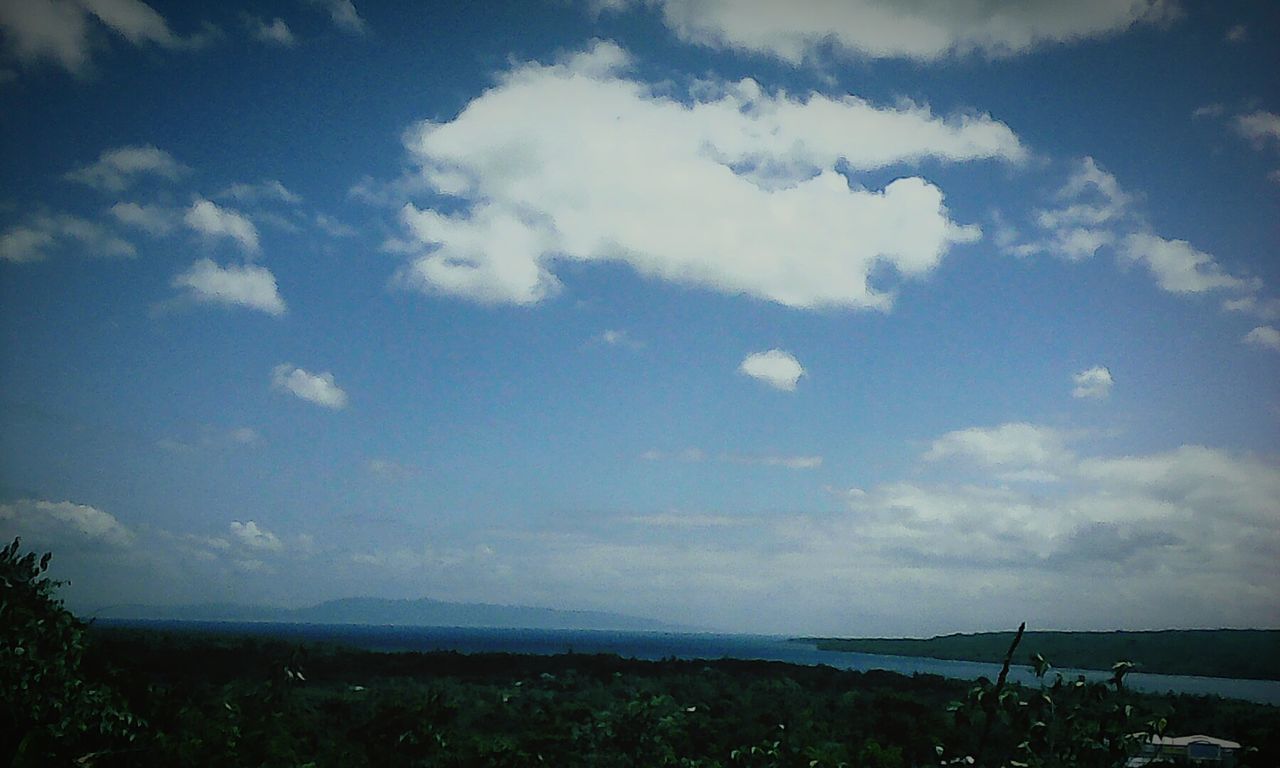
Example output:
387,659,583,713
0,537,141,766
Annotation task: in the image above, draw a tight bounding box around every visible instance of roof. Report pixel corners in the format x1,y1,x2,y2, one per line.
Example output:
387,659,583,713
1147,734,1241,749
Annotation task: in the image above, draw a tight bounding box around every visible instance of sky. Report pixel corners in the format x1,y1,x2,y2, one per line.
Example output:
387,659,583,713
0,0,1277,636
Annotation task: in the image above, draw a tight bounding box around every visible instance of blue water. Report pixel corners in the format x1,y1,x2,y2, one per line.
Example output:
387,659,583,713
97,620,1280,706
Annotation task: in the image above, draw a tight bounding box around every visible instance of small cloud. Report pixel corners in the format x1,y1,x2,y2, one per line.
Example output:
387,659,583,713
627,512,742,528
1118,233,1251,294
171,258,286,315
1269,169,1280,185
271,363,348,409
0,214,134,262
1224,24,1247,43
996,469,1062,484
739,349,804,391
722,454,823,469
925,422,1070,469
1191,103,1224,119
218,179,302,205
1223,295,1280,321
65,145,188,192
1234,111,1280,150
366,458,416,480
1072,365,1113,399
0,224,57,263
109,202,180,236
247,16,295,46
306,0,366,34
1243,325,1280,352
228,426,259,444
314,213,357,237
229,520,283,551
594,328,643,349
0,0,192,73
641,448,705,463
185,199,261,253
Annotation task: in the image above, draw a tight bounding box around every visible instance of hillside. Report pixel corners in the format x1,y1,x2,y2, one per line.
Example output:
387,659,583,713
796,629,1280,681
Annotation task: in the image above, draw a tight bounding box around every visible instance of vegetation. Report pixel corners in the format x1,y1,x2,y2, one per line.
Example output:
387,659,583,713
800,629,1280,681
5,539,1279,766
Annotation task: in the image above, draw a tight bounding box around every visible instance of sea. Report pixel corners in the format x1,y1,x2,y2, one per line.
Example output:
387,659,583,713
96,620,1280,706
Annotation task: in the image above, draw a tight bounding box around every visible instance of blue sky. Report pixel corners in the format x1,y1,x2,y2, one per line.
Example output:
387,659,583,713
1,0,1277,635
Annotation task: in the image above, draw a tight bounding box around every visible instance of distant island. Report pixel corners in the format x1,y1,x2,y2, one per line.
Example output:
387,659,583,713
90,596,691,632
794,629,1280,681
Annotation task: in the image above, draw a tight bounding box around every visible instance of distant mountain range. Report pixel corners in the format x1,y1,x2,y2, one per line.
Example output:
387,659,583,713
90,596,690,632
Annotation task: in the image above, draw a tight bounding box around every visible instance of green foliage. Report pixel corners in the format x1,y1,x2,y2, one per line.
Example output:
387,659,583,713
6,547,1277,768
939,628,1182,768
0,537,142,766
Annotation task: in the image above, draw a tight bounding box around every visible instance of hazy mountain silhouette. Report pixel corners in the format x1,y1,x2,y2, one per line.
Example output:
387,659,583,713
92,597,692,631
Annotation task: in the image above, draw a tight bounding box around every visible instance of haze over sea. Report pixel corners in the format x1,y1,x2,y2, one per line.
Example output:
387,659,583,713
99,621,1280,706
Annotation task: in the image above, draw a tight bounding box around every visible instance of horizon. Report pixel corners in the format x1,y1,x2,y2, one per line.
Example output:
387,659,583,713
1,0,1278,637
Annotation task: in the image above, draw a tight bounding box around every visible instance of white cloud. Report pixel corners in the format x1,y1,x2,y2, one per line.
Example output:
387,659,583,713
314,213,357,237
641,447,706,463
595,328,644,349
1007,157,1130,261
0,214,134,262
392,42,1022,310
271,363,348,409
1235,111,1280,149
0,223,56,262
50,213,136,257
739,349,805,391
366,458,417,480
494,438,1279,633
219,179,302,205
306,0,366,34
172,258,286,315
109,201,180,235
0,499,135,548
626,512,742,528
185,199,261,253
1192,103,1224,119
924,422,1071,469
229,520,283,551
1119,233,1251,294
722,454,822,469
0,0,196,73
248,16,294,46
1222,295,1280,321
1072,365,1113,399
65,145,188,191
1224,24,1247,42
229,426,259,444
1243,325,1280,352
603,0,1176,63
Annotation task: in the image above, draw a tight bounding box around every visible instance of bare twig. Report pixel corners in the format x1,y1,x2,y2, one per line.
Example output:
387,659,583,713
975,621,1026,766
